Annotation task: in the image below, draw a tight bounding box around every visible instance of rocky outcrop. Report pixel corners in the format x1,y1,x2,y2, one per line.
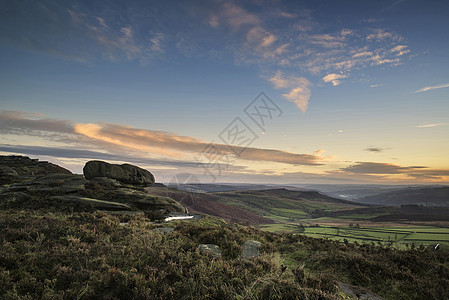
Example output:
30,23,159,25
7,174,87,193
83,160,155,186
0,156,185,216
0,155,72,185
0,155,72,176
100,188,187,213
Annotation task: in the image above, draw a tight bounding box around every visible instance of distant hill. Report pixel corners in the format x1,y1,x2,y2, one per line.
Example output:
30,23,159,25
173,183,305,193
210,188,369,222
357,187,449,207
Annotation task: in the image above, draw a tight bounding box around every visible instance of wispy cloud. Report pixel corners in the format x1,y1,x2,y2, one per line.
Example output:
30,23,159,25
337,161,449,181
0,110,324,166
269,71,312,113
390,45,410,56
414,83,449,93
370,84,384,88
74,122,323,165
322,73,348,86
416,123,448,128
0,1,413,114
0,2,166,64
364,146,389,153
341,162,427,174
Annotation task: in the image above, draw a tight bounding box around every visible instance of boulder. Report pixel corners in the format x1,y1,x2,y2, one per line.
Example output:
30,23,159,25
83,161,155,186
198,244,222,258
242,240,261,259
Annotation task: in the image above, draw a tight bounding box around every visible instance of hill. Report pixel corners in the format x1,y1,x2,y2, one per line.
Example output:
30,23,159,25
357,187,449,207
211,188,369,223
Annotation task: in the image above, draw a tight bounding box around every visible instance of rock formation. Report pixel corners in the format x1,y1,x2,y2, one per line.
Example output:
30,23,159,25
83,160,155,186
0,156,185,216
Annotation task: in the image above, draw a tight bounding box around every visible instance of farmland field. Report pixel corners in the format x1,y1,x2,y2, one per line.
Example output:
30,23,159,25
260,223,449,248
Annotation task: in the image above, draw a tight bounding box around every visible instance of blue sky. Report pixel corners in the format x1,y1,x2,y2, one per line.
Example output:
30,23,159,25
0,0,448,184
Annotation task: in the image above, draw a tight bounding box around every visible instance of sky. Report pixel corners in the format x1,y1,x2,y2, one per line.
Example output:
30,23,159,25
0,0,448,185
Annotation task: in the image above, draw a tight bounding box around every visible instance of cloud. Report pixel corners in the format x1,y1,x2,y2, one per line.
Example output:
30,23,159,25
0,144,208,169
383,0,407,11
0,1,165,63
0,110,74,134
341,162,427,174
269,71,312,113
219,2,260,29
370,84,384,88
322,73,348,86
337,162,449,181
74,122,323,165
0,110,324,166
352,51,373,58
390,45,410,56
365,147,389,153
416,123,448,128
309,33,345,48
414,83,449,93
366,29,394,41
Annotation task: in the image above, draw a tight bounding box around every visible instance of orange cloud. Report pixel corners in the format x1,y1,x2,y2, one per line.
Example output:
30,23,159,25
74,122,323,165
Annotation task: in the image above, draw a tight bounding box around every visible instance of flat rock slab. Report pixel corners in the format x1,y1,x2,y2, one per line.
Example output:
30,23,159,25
49,195,132,210
198,244,222,258
242,240,261,259
4,174,86,193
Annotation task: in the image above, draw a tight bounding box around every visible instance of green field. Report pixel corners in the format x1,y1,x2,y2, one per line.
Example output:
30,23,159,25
260,223,449,248
213,189,449,248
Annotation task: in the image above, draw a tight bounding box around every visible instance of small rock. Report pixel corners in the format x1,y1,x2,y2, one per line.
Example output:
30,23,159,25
242,240,261,259
152,227,174,234
198,244,222,258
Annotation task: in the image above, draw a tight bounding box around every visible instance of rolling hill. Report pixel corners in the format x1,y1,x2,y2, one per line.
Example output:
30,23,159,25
357,186,449,207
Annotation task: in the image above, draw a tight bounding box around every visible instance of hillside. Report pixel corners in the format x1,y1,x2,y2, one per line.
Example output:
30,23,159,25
1,209,449,299
211,188,369,223
2,156,449,299
357,187,449,207
146,186,273,224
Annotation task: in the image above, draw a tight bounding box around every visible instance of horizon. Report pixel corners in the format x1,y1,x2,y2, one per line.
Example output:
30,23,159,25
1,0,448,185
